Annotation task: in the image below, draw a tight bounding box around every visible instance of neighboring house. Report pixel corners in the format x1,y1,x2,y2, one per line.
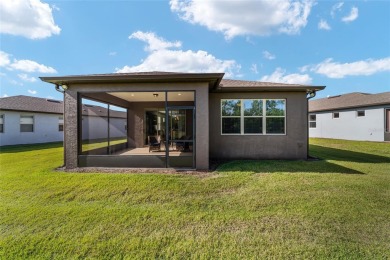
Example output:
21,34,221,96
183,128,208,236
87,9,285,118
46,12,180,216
40,72,325,170
309,92,390,142
0,95,127,146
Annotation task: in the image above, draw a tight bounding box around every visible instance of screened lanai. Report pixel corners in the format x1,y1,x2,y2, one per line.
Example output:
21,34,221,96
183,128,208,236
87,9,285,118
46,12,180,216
78,90,195,168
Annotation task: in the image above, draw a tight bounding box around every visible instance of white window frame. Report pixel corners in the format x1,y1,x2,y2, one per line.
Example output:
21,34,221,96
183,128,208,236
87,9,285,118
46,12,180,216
309,114,316,128
333,112,339,119
0,114,4,133
20,114,34,132
221,99,286,135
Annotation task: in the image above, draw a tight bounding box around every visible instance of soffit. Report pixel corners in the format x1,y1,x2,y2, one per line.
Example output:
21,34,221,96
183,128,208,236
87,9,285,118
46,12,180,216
108,91,194,102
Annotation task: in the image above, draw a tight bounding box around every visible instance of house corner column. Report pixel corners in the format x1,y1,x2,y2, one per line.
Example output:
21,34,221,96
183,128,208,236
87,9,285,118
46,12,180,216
196,87,209,170
64,90,78,169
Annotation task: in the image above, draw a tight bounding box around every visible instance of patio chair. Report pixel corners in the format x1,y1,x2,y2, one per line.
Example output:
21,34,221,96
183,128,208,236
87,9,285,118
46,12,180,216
148,135,161,152
176,135,192,152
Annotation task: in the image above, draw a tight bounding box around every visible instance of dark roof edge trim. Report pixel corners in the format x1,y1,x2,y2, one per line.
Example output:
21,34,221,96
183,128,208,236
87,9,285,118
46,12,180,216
213,86,325,93
0,109,62,115
309,102,390,112
40,73,224,88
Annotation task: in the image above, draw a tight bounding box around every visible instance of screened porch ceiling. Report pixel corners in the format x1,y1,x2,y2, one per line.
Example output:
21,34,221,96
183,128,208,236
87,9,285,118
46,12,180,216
108,91,194,102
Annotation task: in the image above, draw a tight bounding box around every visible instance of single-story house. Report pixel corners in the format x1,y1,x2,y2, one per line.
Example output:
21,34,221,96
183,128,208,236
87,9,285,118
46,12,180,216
309,92,390,142
0,95,127,146
40,72,325,170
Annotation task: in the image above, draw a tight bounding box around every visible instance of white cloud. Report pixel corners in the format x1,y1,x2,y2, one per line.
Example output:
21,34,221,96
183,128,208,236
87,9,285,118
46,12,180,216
318,19,331,30
129,31,182,51
116,31,240,77
0,51,57,73
250,64,258,74
308,57,390,78
10,79,23,86
0,0,61,39
28,89,37,95
109,51,117,56
9,59,57,73
331,2,344,18
117,49,239,77
261,68,312,84
51,4,60,11
0,51,11,67
170,0,314,39
18,73,37,82
2,94,9,98
342,7,358,23
263,51,276,60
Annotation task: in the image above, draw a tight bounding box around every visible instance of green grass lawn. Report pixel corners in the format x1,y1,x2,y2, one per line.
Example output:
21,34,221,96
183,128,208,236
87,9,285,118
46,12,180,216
0,138,389,259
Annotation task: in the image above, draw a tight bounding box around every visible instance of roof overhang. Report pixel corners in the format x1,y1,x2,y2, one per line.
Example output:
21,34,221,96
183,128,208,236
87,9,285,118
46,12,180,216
40,72,225,90
213,85,326,93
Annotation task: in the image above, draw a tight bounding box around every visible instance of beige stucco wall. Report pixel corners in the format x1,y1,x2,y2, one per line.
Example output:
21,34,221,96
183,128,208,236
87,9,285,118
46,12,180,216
63,82,209,170
209,92,308,160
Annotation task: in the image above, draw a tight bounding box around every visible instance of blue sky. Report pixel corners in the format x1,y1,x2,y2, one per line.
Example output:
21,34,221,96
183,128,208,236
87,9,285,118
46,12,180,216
1,0,389,100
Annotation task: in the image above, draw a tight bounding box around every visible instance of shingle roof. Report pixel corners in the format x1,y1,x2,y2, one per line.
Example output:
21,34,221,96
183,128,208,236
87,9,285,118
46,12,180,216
0,95,127,118
220,79,309,87
41,71,325,92
309,92,390,112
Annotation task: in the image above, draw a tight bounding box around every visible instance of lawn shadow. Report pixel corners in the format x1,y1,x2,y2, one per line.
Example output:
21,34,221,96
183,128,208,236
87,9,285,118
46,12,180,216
215,159,363,174
310,145,390,163
0,142,64,153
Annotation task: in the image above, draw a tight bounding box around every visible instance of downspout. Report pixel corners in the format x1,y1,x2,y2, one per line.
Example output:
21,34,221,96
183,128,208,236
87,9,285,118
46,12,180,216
55,84,67,168
306,90,316,159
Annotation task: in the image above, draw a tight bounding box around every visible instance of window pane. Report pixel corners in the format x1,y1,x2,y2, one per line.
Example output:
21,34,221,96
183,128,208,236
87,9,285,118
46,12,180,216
81,98,109,154
309,114,316,121
266,100,285,116
222,100,241,116
244,100,263,116
244,118,262,134
333,112,339,118
109,104,127,146
222,118,240,134
309,122,316,128
0,115,3,133
21,124,33,132
20,116,33,124
266,118,285,134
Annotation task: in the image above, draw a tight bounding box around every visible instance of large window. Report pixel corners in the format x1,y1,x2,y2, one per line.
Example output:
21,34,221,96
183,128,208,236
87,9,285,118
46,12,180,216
309,114,316,128
0,114,4,133
221,99,285,135
20,115,34,132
